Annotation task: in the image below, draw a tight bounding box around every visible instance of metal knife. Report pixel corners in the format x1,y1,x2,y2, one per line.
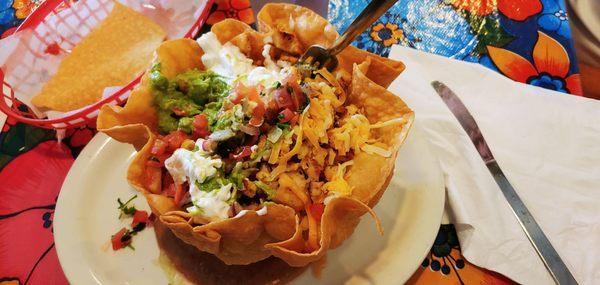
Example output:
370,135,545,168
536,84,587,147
431,81,578,285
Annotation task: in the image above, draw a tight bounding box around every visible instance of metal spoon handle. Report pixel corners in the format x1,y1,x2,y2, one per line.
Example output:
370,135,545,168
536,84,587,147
329,0,399,56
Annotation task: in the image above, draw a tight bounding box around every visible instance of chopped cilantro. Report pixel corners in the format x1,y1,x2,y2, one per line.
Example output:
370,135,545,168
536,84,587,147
117,195,137,219
277,122,291,130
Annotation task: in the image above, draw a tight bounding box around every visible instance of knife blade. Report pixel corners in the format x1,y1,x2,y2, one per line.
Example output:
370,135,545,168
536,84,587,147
431,81,578,285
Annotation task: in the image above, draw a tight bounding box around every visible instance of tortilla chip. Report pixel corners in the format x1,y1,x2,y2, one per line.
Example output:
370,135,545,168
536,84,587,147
31,2,166,112
98,3,413,267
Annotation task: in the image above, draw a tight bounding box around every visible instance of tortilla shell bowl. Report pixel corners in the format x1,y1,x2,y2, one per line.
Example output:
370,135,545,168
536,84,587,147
98,3,414,266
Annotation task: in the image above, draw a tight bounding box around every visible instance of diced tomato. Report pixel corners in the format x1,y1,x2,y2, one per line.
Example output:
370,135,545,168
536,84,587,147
172,107,187,116
252,101,266,118
173,183,186,206
279,108,295,123
247,86,261,102
309,203,325,222
290,113,300,125
144,166,162,193
231,146,252,160
151,139,167,156
132,210,149,228
249,116,264,127
193,114,208,129
282,73,304,109
193,129,211,139
268,98,278,111
229,92,245,104
231,82,260,104
273,88,295,110
193,114,210,138
111,228,131,250
192,114,211,138
164,131,188,152
230,84,245,104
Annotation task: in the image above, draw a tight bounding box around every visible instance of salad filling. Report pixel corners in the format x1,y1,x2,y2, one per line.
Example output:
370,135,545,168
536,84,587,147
144,32,406,235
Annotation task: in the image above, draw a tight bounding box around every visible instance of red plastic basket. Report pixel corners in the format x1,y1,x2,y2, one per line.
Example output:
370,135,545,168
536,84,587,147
0,0,213,129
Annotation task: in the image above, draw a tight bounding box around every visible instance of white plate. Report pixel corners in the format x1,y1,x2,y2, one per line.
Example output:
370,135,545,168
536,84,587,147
54,122,445,285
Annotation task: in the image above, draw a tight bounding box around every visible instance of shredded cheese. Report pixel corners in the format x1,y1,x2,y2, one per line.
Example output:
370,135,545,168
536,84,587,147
369,117,408,129
361,144,392,158
322,161,354,196
279,173,310,205
280,123,304,163
268,140,283,164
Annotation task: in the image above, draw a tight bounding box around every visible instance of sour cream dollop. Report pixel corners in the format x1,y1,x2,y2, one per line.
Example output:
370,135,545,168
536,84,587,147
187,183,232,222
164,147,222,186
197,32,286,87
164,139,232,221
197,32,253,81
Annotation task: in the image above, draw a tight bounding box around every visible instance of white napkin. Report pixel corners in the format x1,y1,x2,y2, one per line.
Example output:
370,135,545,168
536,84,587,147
387,46,600,285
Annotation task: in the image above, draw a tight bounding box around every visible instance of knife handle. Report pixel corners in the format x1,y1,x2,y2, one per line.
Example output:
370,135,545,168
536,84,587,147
487,161,578,285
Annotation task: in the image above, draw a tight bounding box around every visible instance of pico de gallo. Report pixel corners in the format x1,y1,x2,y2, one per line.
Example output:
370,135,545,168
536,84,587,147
111,195,155,251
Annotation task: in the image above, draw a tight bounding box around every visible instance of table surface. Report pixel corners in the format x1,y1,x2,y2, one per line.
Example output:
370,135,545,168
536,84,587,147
0,0,587,284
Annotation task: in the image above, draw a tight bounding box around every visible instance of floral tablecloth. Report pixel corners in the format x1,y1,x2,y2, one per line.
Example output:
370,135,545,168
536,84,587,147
0,0,588,284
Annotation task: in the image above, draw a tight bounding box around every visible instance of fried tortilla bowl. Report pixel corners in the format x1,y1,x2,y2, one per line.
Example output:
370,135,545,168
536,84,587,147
98,3,414,267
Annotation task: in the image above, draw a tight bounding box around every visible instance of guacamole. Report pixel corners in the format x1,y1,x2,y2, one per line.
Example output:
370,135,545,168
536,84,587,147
150,63,230,134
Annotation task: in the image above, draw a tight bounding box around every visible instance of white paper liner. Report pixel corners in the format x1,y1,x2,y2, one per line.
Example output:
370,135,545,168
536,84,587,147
0,0,208,121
